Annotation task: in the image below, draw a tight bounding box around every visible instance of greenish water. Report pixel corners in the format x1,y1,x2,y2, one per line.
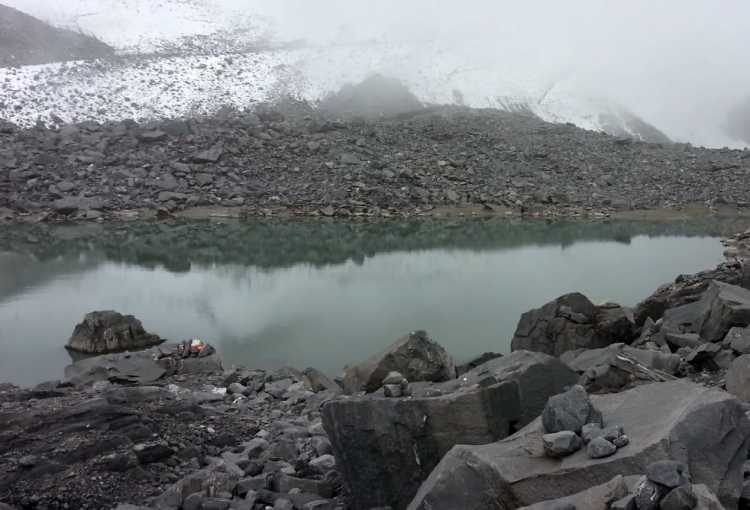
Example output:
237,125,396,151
0,218,744,387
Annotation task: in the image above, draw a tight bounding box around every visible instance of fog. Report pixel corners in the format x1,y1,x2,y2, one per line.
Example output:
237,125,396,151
5,0,750,146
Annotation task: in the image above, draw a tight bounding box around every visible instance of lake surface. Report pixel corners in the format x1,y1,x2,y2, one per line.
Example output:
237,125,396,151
0,218,744,387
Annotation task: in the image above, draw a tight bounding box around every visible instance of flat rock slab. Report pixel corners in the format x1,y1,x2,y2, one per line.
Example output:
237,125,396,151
408,380,750,510
518,475,628,510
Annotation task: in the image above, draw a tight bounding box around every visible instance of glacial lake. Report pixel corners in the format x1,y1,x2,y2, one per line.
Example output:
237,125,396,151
0,217,745,387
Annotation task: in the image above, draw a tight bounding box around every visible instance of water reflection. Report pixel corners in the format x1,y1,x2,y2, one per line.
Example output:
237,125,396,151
0,218,739,386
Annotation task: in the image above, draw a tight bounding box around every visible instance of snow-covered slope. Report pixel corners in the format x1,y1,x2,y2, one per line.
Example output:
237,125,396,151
0,0,744,147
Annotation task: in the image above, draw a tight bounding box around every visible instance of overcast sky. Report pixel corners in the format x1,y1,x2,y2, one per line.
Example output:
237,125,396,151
6,0,750,146
251,0,750,145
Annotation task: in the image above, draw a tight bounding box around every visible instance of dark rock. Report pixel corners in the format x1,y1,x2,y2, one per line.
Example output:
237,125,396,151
322,379,520,510
635,476,669,510
64,350,167,386
341,330,455,394
133,441,173,464
302,367,341,393
686,343,722,370
661,485,697,510
542,385,603,434
543,431,583,458
193,144,224,163
613,434,630,448
447,350,578,427
517,476,628,510
587,437,617,459
66,310,162,354
456,352,504,376
408,380,750,510
511,293,634,356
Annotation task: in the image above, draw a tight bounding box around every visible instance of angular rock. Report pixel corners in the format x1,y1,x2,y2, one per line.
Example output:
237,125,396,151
695,282,750,343
542,385,603,434
692,484,724,510
64,350,167,386
587,437,617,459
686,343,722,370
456,352,504,376
517,475,628,510
408,380,750,510
647,460,690,489
511,293,635,356
66,310,162,354
543,431,583,458
448,350,578,427
322,380,520,510
341,331,455,394
193,144,223,163
133,441,173,464
611,494,636,510
726,327,750,354
635,476,669,510
302,367,341,394
661,485,697,510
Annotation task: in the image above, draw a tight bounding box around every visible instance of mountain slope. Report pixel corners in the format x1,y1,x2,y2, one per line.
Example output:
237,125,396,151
0,3,114,67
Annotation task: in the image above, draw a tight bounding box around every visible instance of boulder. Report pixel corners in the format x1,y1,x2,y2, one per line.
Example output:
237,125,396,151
322,380,520,510
66,311,163,354
542,431,582,458
456,352,504,376
408,380,750,510
693,282,750,342
517,476,628,510
560,343,679,393
661,485,697,510
727,354,750,401
322,351,577,510
725,327,750,354
341,331,455,394
542,385,602,434
444,350,578,427
511,293,635,356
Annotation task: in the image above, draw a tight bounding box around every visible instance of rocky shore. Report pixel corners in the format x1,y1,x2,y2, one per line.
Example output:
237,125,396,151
2,101,750,224
2,231,750,509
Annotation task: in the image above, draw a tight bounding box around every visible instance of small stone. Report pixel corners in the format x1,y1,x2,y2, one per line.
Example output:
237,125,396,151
613,434,630,448
635,477,669,510
383,384,403,398
193,144,223,163
246,438,270,458
646,460,690,488
660,485,697,510
542,385,603,434
587,437,616,459
601,425,624,442
309,454,336,472
581,423,603,444
542,431,583,458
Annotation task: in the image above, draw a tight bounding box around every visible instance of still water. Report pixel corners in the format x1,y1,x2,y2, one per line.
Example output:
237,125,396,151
0,218,742,387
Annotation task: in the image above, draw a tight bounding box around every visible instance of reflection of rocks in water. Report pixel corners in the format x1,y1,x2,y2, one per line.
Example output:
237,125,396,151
0,218,742,280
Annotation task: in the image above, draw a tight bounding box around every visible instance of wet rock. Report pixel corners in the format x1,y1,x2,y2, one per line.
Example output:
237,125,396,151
408,380,750,510
66,310,162,354
543,431,583,458
322,379,520,510
587,437,617,459
511,293,635,356
542,385,603,434
661,485,697,510
341,330,455,394
517,475,628,510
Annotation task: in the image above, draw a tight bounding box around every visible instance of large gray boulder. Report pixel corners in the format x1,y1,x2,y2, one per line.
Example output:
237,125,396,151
341,331,455,394
511,293,635,356
408,380,750,510
322,351,576,510
443,350,578,426
696,282,750,342
322,380,520,510
66,310,163,354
